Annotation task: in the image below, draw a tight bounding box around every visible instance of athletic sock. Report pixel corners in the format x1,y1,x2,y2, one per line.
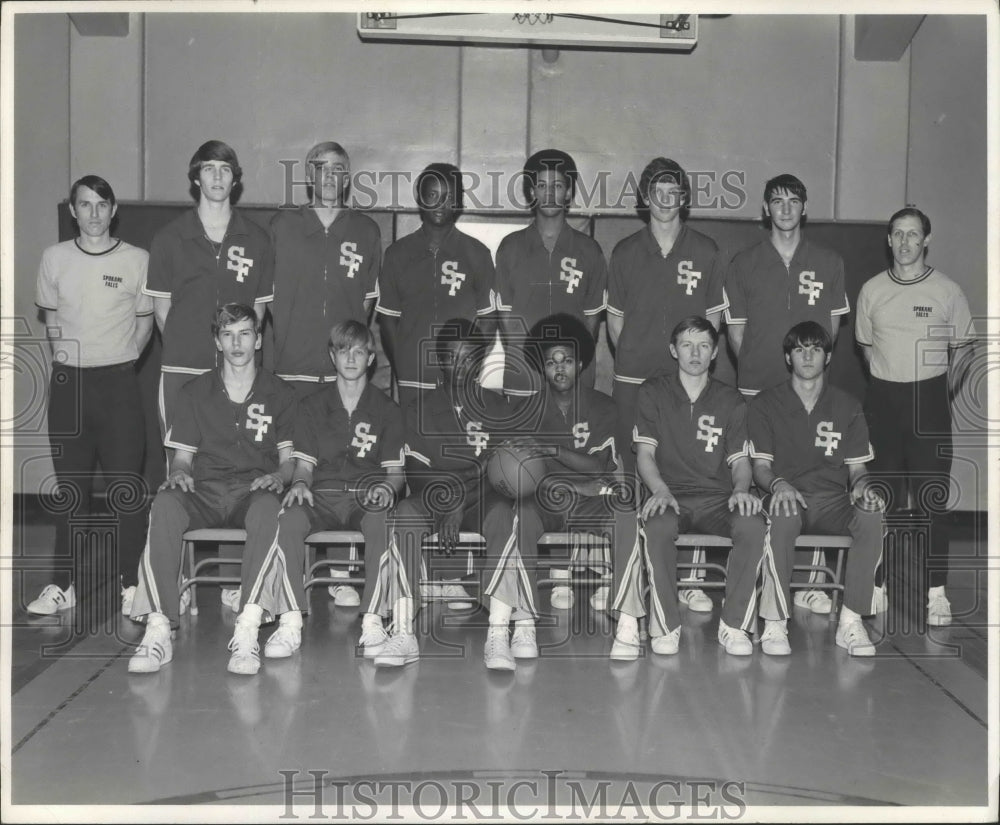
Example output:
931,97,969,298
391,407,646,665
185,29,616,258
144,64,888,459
361,612,383,630
237,603,264,629
838,605,861,626
489,597,512,628
278,610,302,630
617,614,639,636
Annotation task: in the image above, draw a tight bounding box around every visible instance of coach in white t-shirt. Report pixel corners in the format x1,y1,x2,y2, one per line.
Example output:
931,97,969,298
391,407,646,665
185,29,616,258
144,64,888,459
29,175,154,616
855,206,976,628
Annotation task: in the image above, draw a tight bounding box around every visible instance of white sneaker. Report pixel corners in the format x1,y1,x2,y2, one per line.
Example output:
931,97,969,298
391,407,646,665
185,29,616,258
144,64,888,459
550,586,574,610
220,588,241,613
927,588,952,627
128,620,173,674
678,588,713,613
328,569,361,606
794,589,832,614
179,577,192,616
718,620,753,656
441,582,474,610
26,583,76,615
121,585,136,616
359,621,389,658
836,619,876,656
510,625,538,658
589,585,610,612
651,627,681,655
227,621,261,675
264,624,301,659
374,633,419,668
484,627,515,671
873,584,888,614
761,619,792,656
610,622,641,661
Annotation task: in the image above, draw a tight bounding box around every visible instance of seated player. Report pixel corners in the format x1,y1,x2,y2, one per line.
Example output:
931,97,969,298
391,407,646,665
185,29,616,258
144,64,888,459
374,319,521,667
519,313,627,612
748,321,884,657
609,316,767,659
128,304,295,674
376,163,496,410
272,320,404,656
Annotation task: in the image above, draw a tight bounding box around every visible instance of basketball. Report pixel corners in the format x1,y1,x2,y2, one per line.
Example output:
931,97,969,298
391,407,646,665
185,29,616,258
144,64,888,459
486,443,548,499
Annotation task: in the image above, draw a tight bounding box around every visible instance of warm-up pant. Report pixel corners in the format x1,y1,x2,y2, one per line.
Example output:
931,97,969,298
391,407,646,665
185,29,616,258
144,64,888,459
611,491,767,636
131,480,280,626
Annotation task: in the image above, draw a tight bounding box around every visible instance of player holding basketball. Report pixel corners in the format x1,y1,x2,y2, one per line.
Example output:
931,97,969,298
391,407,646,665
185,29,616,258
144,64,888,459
607,157,729,613
748,321,884,657
374,319,523,668
145,140,274,611
30,175,154,616
494,149,607,397
516,313,627,613
128,304,296,675
377,163,495,410
725,173,850,613
855,207,976,626
269,141,381,396
272,320,404,656
609,316,766,659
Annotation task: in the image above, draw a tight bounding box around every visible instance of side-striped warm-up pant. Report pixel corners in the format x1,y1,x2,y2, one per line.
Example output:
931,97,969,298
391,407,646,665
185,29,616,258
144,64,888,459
130,480,280,626
611,491,767,637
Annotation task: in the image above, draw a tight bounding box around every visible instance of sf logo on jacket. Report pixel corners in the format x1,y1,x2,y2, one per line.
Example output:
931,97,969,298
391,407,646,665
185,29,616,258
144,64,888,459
465,421,490,456
798,271,824,306
227,246,254,283
560,257,582,293
351,422,377,457
696,415,722,452
441,261,466,296
676,261,702,296
814,421,842,456
245,404,272,442
572,422,591,449
340,241,363,279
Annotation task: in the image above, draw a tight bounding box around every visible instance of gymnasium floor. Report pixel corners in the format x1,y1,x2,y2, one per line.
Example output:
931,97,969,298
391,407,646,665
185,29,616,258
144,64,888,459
7,512,992,816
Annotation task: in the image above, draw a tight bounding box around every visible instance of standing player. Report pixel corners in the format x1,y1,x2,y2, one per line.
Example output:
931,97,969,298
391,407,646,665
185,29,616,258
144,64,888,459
269,141,381,395
856,207,976,625
273,320,404,652
609,316,766,659
519,313,626,613
377,163,495,410
494,149,607,397
748,321,885,657
127,304,295,675
607,157,729,612
145,140,274,611
374,319,521,667
29,175,154,615
725,173,850,612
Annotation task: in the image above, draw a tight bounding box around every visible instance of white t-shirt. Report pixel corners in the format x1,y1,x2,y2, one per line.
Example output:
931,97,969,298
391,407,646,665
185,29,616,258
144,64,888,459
855,267,975,383
36,239,153,368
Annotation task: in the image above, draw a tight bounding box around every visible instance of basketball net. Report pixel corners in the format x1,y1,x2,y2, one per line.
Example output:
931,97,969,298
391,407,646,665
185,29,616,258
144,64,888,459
512,13,554,25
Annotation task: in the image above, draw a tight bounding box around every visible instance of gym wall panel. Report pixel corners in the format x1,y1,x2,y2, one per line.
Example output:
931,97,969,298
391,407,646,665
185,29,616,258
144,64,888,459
11,14,71,499
142,13,461,208
529,15,842,220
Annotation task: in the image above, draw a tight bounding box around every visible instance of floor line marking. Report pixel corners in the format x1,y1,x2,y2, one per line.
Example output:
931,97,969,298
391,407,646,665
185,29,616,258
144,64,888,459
12,647,128,755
